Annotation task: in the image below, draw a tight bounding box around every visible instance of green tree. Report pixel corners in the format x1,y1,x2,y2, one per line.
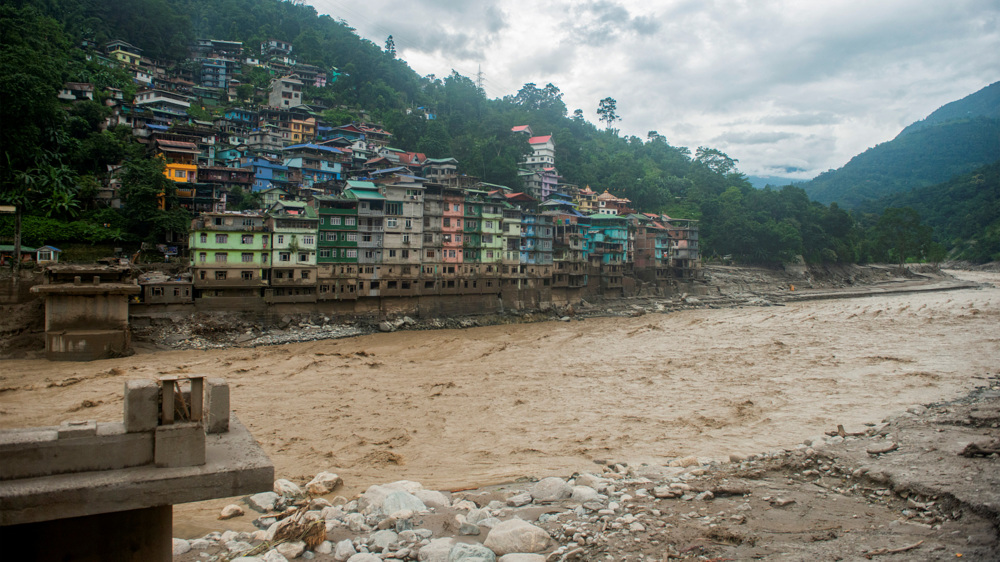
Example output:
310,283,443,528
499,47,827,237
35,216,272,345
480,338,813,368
597,97,620,129
873,207,934,267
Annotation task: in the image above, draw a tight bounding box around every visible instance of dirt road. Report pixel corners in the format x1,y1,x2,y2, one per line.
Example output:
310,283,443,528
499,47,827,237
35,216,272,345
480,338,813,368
1,270,997,539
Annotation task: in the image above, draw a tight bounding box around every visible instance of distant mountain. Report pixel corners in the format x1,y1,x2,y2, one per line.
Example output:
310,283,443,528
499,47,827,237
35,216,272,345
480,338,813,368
859,161,1000,262
746,175,808,189
803,81,1000,208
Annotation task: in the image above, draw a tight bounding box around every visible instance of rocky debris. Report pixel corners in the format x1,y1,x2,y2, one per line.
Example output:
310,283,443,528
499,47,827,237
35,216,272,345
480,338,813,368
307,472,344,496
174,379,1000,562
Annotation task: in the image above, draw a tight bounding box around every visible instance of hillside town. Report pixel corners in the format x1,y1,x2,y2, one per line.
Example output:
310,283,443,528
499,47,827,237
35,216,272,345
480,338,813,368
56,37,701,307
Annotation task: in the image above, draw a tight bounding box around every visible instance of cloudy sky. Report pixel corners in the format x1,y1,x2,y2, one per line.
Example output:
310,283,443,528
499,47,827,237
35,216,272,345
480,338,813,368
311,0,999,180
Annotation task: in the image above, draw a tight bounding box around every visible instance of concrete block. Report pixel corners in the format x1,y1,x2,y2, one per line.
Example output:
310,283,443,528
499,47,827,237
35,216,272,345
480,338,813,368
155,422,205,468
205,378,229,434
124,379,159,433
0,426,152,480
58,420,97,439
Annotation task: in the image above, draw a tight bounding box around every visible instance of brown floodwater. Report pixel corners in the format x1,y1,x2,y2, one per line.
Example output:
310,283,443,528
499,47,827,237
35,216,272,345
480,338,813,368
2,270,998,537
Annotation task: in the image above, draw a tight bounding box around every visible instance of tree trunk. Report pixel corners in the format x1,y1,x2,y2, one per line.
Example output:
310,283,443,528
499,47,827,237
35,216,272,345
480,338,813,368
12,205,21,289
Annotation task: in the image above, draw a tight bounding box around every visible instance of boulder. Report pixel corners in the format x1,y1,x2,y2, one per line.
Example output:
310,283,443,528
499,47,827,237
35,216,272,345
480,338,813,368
415,489,451,509
448,542,496,561
370,530,399,552
247,491,280,513
529,477,571,502
276,541,305,559
498,555,546,562
333,539,357,561
383,490,427,514
172,538,191,555
569,486,602,503
306,471,343,495
418,538,457,562
483,519,550,555
220,504,245,520
263,550,288,562
273,479,305,498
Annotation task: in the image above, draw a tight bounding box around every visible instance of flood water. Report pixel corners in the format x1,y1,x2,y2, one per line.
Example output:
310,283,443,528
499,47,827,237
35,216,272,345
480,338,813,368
2,270,998,536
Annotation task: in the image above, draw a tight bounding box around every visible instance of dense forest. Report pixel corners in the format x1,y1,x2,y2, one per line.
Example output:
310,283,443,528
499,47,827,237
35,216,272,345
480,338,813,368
859,162,1000,262
0,0,979,264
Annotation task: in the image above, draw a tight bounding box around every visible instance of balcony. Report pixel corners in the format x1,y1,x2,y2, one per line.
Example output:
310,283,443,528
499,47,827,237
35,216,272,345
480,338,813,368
357,224,384,233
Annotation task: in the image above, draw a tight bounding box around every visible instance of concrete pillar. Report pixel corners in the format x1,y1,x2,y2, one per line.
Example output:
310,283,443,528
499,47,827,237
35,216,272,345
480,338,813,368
1,505,172,561
124,380,159,433
205,378,229,434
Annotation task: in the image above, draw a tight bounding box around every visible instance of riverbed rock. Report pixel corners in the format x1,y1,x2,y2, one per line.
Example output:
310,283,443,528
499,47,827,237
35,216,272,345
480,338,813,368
274,479,305,498
570,485,602,503
220,504,245,519
668,456,700,468
529,477,572,502
248,491,280,512
263,550,289,562
379,321,395,332
418,538,457,562
506,492,532,507
333,539,357,561
172,538,191,555
307,471,343,495
483,519,550,555
415,489,451,509
370,530,398,551
448,542,496,561
497,555,545,562
346,554,381,562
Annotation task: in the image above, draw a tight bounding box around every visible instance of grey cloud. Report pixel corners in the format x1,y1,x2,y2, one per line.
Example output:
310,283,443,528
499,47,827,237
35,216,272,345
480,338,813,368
765,112,840,126
714,131,800,144
568,0,661,45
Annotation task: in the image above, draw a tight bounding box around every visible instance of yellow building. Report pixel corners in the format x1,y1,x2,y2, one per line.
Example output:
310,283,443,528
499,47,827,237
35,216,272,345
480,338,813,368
290,117,317,143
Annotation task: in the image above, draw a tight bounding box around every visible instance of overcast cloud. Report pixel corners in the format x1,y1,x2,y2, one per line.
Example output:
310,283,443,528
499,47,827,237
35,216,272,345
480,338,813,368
313,0,999,179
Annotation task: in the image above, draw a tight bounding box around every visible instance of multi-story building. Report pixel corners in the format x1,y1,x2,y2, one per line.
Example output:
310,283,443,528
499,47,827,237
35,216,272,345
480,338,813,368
377,175,425,297
345,181,385,297
268,75,303,109
586,214,627,293
665,218,702,280
189,213,269,301
155,138,199,184
266,206,318,303
283,144,347,189
314,194,360,300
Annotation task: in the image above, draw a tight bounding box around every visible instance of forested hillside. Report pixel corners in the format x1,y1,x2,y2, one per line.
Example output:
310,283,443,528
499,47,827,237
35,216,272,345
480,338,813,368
803,82,1000,208
0,0,960,264
860,162,1000,262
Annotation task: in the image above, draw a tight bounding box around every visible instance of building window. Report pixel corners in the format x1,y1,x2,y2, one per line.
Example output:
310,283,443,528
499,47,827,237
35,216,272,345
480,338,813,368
215,271,227,280
319,249,331,258
241,252,253,262
298,253,308,262
346,233,357,241
302,235,314,245
301,270,310,279
279,252,290,262
345,217,356,226
443,217,450,227
426,249,434,258
346,250,357,258
277,235,284,244
402,234,410,244
404,218,412,229
200,233,207,243
214,253,227,263
386,218,398,228
199,252,207,262
330,216,341,225
215,234,228,244
401,250,409,259
242,235,253,244
241,271,253,280
388,249,396,258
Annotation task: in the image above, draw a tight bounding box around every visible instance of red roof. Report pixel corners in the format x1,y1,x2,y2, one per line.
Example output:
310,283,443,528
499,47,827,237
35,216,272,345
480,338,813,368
528,135,552,144
511,125,531,133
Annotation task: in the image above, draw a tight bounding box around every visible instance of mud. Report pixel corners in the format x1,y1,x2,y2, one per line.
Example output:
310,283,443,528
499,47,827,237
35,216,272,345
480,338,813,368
1,269,998,546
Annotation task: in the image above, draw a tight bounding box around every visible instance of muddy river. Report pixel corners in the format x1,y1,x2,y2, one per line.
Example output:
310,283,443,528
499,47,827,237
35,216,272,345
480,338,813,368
2,270,998,536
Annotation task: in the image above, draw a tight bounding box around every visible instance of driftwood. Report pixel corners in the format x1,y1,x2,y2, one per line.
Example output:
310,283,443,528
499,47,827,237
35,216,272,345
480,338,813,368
866,442,899,455
959,440,1000,457
863,540,924,558
825,424,866,438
